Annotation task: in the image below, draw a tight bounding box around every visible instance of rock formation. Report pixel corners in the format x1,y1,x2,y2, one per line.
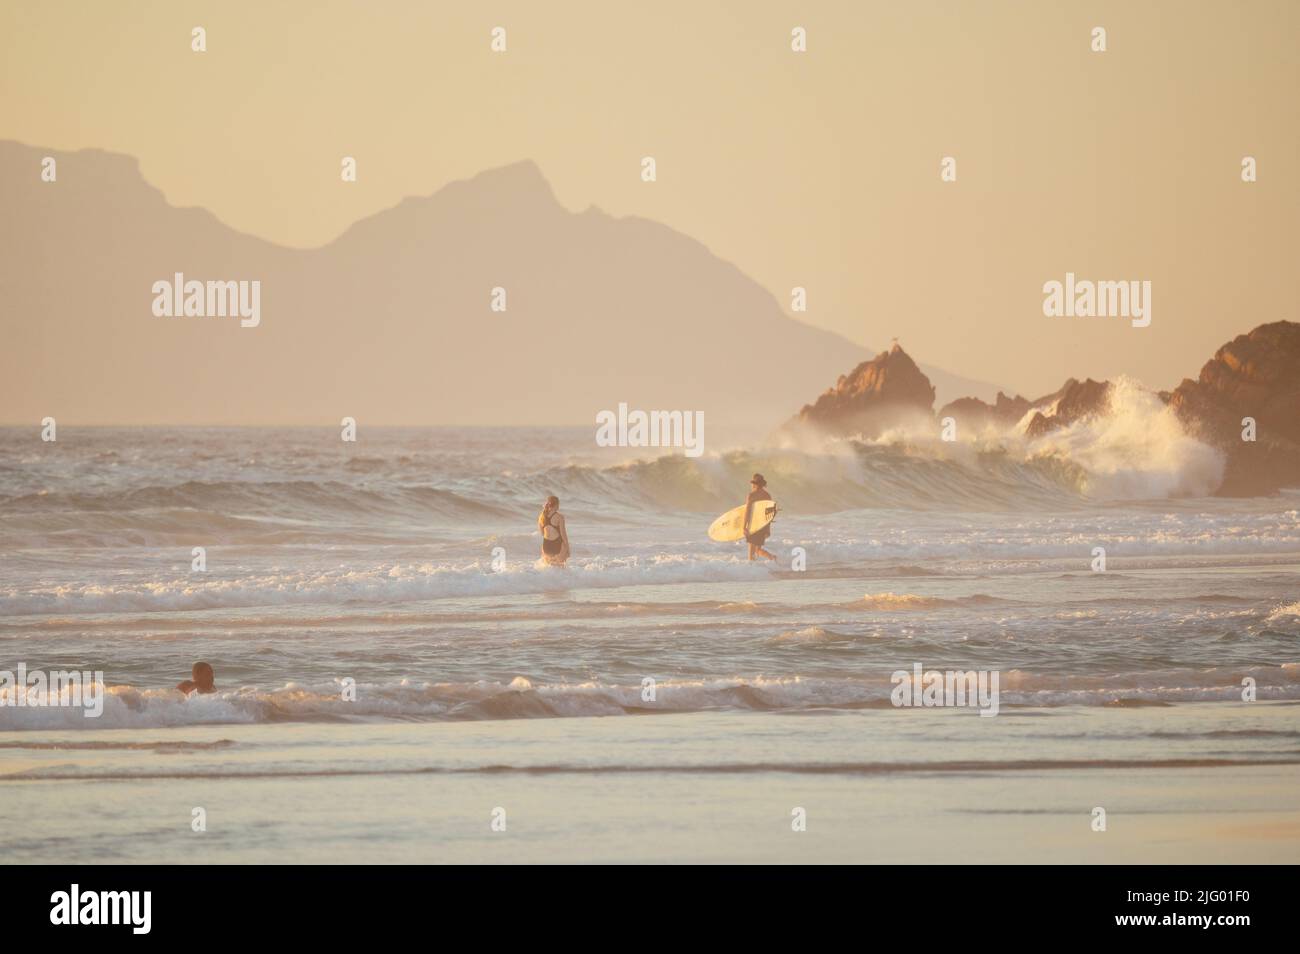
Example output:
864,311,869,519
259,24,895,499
783,344,936,438
1022,379,1113,438
781,320,1300,496
937,392,1033,431
1168,321,1300,496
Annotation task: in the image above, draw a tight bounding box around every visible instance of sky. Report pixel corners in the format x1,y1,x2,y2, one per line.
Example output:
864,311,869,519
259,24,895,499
2,0,1296,398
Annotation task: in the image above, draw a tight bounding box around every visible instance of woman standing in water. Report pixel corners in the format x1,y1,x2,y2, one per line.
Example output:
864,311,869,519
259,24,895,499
538,495,570,566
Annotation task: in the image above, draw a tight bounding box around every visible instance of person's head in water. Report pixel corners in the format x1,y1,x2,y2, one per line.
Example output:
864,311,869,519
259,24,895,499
177,661,216,695
538,495,560,530
191,662,215,690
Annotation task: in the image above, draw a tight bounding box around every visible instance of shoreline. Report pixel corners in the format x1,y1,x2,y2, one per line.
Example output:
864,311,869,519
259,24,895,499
4,704,1298,863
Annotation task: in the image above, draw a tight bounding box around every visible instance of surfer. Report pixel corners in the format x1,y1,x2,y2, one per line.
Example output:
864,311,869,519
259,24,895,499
539,495,570,566
176,661,217,696
744,473,776,561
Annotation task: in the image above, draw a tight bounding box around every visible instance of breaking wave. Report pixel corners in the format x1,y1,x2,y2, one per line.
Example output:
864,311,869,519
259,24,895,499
3,667,1299,731
0,380,1231,553
507,381,1224,511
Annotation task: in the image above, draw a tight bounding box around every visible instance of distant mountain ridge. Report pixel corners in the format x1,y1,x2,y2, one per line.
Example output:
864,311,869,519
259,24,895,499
0,141,1000,432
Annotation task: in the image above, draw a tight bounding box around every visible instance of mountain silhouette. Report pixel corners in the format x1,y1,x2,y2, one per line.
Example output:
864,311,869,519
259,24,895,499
0,141,997,433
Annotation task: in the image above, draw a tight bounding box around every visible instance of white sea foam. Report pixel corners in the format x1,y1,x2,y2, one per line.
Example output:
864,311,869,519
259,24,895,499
1026,378,1226,499
1265,601,1300,627
0,554,782,616
4,668,1298,731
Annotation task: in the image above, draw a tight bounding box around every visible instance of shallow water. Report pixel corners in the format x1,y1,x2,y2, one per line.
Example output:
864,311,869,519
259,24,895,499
3,705,1298,863
3,427,1298,726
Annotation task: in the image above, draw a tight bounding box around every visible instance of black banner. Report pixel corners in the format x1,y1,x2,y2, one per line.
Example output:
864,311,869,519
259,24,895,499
8,865,1287,938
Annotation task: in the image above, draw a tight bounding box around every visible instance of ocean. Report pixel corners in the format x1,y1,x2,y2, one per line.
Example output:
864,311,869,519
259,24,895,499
2,420,1299,862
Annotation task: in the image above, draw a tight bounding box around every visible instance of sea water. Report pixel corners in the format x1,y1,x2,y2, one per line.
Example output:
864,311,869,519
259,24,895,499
2,426,1298,862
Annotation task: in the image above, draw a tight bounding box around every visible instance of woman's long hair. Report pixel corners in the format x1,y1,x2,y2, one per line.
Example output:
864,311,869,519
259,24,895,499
538,495,560,533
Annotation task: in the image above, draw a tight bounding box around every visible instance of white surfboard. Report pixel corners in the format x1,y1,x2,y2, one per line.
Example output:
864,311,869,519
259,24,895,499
708,499,777,542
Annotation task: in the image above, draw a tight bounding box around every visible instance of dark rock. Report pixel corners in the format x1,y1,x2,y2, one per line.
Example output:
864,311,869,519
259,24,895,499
937,391,1033,431
1023,378,1113,438
1169,321,1300,496
784,343,936,438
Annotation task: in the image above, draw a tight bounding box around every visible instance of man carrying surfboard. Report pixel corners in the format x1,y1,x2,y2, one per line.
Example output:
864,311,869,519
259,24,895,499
744,473,776,562
705,477,778,554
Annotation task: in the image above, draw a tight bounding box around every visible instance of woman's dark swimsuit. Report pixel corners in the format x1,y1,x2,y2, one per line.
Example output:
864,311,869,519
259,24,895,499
542,513,564,556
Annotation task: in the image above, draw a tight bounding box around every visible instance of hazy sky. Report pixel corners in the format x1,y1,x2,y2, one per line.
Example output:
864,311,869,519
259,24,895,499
3,0,1296,397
